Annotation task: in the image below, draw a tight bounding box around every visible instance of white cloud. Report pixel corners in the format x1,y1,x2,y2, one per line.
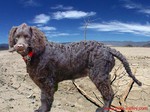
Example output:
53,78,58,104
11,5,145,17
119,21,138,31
21,0,40,7
51,5,73,10
53,10,96,20
84,21,150,36
45,31,79,38
33,14,50,24
38,26,56,31
123,1,150,15
139,9,150,14
123,1,141,9
52,33,70,36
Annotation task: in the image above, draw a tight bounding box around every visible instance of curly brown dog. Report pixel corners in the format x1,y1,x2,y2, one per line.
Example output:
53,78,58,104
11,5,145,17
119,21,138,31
8,23,142,112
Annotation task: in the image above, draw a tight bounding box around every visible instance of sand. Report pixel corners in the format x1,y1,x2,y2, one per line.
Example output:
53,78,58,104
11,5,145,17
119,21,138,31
0,47,150,112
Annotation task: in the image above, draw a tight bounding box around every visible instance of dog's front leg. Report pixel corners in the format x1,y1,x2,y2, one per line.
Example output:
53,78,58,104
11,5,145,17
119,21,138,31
32,77,57,112
35,90,54,112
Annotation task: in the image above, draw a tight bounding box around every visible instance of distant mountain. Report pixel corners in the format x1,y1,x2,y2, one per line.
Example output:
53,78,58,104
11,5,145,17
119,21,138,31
0,43,9,50
63,41,150,47
142,42,150,47
101,41,150,47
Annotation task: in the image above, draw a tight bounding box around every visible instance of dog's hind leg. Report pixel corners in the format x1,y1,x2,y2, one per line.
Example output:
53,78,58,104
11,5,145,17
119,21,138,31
89,59,115,112
95,78,114,112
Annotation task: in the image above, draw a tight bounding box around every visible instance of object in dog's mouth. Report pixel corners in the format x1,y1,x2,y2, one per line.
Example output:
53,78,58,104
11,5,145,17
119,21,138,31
8,47,16,52
8,46,25,53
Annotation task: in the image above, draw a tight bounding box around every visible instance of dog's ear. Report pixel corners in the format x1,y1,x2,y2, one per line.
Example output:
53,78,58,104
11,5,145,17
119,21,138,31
30,26,47,55
8,27,17,51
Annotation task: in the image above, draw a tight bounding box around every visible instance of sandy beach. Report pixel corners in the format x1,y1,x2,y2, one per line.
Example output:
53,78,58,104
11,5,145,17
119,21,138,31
0,47,150,112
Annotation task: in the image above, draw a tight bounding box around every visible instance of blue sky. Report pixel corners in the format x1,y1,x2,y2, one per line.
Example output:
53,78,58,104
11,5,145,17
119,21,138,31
1,0,150,43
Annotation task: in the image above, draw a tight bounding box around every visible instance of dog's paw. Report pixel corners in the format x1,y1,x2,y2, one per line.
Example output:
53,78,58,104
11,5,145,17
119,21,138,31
34,109,43,112
34,108,44,112
34,110,39,112
34,109,48,112
34,107,50,112
96,107,104,112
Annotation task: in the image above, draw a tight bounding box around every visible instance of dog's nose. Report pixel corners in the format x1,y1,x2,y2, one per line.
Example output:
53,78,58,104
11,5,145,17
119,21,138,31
14,43,25,51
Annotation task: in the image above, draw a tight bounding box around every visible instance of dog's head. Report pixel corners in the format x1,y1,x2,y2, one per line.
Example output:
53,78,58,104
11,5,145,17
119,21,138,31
8,23,46,56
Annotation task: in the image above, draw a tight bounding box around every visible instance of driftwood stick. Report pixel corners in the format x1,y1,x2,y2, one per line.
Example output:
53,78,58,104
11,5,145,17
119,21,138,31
119,69,136,112
72,80,102,107
111,71,117,85
111,65,122,85
119,79,134,112
122,80,134,102
72,80,122,111
93,92,103,104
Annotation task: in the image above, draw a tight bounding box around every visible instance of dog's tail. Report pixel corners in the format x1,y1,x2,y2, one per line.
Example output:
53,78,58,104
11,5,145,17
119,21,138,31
108,47,142,86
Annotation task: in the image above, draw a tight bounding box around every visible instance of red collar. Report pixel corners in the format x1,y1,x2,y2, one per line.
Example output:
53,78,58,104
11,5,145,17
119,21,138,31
22,51,34,62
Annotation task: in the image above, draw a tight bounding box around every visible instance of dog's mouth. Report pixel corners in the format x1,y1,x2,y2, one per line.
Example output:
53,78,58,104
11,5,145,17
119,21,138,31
17,49,26,53
16,48,26,53
17,47,32,56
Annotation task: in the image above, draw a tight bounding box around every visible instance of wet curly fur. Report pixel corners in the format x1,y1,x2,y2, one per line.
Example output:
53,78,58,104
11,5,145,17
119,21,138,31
9,23,142,112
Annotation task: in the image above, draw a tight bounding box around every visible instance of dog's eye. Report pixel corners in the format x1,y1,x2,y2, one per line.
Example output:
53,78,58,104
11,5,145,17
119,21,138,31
24,35,28,38
15,37,19,42
24,35,30,40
